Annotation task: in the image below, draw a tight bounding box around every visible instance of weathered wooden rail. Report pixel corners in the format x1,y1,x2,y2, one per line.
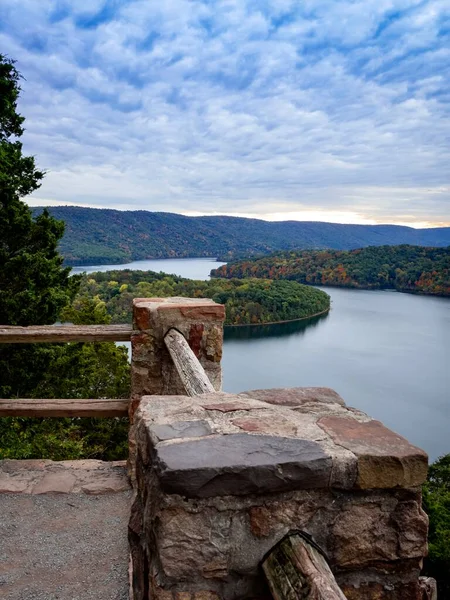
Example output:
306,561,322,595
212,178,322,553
0,324,213,417
262,533,347,600
164,328,215,396
0,324,132,343
0,398,129,417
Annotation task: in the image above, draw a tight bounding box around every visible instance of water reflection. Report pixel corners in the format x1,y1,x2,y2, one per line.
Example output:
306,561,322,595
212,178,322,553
224,312,329,341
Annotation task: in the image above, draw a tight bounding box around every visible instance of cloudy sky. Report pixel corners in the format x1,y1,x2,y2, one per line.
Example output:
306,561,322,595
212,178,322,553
1,0,449,226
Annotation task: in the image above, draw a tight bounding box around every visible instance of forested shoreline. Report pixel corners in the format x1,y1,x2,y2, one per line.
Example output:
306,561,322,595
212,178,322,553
211,245,450,297
66,270,330,326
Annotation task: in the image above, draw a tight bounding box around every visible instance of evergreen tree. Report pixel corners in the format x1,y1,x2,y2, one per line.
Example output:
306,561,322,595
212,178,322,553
0,56,130,459
0,54,78,397
0,54,75,327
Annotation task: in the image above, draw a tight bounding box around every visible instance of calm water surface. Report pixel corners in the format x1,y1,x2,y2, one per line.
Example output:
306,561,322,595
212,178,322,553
223,288,450,461
75,258,450,460
71,257,225,280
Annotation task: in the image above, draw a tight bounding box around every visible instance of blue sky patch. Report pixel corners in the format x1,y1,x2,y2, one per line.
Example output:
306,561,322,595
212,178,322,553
0,0,448,226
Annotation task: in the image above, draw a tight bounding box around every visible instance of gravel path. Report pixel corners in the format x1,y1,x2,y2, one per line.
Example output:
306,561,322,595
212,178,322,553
0,490,132,599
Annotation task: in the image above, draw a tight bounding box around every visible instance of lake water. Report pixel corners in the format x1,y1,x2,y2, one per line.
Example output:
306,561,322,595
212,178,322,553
74,258,450,460
71,257,226,280
223,289,450,461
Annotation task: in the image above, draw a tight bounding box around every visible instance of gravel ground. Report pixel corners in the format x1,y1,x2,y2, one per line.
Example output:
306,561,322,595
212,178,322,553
0,491,133,600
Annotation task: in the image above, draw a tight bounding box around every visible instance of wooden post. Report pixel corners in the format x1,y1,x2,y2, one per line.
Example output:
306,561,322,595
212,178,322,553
262,532,347,600
164,329,215,396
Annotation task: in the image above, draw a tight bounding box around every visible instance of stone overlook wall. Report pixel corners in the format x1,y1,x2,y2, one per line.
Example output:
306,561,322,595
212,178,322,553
128,297,433,600
129,387,430,600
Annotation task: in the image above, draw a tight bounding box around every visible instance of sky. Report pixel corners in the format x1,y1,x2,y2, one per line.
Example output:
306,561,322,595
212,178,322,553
1,0,449,227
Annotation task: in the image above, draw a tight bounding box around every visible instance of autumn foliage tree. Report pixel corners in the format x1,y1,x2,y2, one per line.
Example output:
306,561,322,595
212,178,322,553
212,246,450,296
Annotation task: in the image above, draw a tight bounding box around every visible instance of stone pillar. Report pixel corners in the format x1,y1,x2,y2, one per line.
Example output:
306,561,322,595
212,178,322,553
129,297,225,476
130,387,433,600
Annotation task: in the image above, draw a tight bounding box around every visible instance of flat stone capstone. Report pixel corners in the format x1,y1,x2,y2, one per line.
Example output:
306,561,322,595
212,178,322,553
130,387,430,600
155,433,331,497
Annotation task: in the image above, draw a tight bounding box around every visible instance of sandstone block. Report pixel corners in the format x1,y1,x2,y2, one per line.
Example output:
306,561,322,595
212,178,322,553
248,498,319,539
318,416,428,488
331,495,427,567
178,304,226,321
338,580,423,600
240,387,346,407
201,400,259,412
188,323,204,357
150,420,213,442
231,415,297,436
158,507,230,580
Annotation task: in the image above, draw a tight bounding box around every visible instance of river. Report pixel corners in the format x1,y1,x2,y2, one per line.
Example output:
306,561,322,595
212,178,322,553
73,258,450,460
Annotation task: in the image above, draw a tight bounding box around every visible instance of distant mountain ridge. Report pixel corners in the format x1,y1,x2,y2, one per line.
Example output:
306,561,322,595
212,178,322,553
33,206,450,265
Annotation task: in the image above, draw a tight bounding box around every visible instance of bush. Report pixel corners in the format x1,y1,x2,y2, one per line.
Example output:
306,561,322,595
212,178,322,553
422,454,450,596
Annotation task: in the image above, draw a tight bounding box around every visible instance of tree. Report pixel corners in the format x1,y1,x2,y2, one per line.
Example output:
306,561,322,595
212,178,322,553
422,454,450,597
0,56,130,461
0,55,42,197
0,54,75,327
0,54,80,397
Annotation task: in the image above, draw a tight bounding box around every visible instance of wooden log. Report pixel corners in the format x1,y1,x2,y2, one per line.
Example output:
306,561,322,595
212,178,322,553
0,398,129,417
0,324,133,343
164,328,215,397
262,532,347,600
419,577,438,600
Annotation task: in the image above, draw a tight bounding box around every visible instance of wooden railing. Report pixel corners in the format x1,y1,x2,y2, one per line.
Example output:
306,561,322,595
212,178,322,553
0,323,214,417
0,324,133,418
0,324,133,343
0,397,129,417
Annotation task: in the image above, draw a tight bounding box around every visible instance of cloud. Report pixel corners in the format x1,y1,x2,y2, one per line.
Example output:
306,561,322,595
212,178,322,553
0,0,449,225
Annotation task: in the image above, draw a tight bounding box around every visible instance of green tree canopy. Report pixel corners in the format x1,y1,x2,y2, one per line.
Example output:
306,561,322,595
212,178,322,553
0,57,130,461
0,54,76,328
0,54,78,397
423,454,450,596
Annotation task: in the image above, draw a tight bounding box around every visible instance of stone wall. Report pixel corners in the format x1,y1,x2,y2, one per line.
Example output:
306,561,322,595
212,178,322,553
129,297,225,476
129,387,432,600
131,297,225,402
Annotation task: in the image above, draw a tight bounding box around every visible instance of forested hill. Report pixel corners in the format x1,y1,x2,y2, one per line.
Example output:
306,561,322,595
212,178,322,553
68,271,330,326
33,206,450,265
211,245,450,296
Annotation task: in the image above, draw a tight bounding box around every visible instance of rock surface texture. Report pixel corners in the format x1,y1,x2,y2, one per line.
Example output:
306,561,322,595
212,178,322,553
0,460,132,600
131,297,224,401
130,297,225,477
130,387,431,600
